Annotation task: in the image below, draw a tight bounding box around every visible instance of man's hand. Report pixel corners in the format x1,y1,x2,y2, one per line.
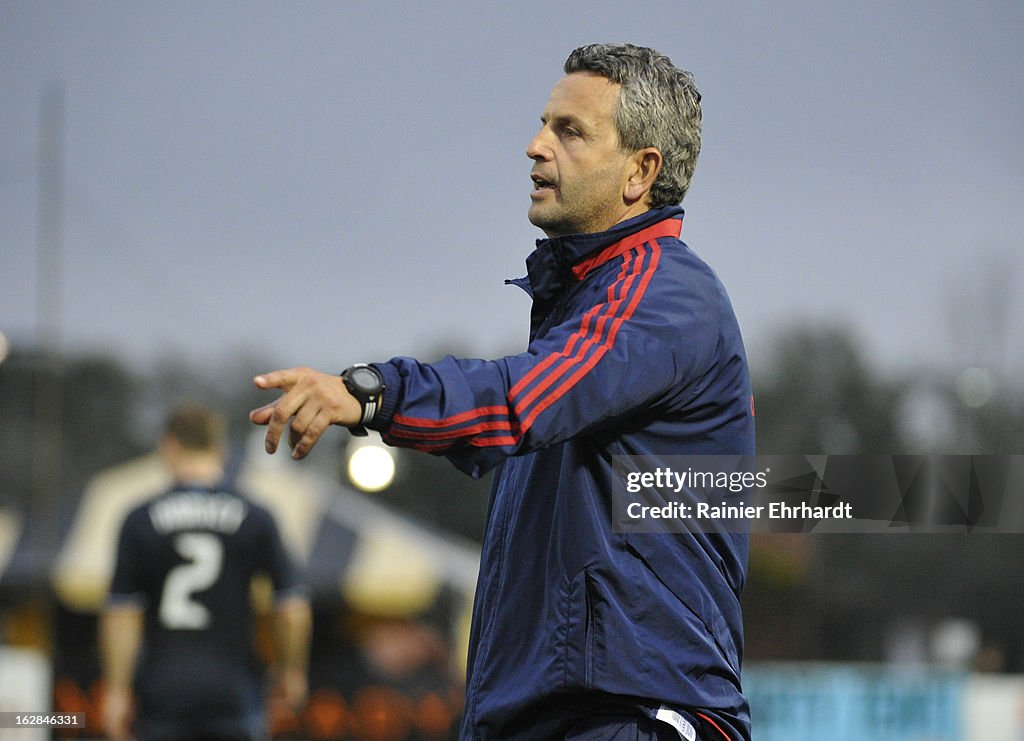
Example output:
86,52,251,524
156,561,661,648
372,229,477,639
250,367,362,459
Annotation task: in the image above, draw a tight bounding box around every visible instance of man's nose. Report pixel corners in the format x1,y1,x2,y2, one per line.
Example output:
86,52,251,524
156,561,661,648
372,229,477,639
526,128,552,161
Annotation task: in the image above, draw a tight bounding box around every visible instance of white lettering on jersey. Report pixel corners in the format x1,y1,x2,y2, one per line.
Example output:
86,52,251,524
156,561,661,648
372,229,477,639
149,492,247,535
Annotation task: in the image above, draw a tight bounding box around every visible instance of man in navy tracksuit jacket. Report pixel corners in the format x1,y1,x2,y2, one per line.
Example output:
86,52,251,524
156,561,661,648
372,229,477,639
252,44,754,740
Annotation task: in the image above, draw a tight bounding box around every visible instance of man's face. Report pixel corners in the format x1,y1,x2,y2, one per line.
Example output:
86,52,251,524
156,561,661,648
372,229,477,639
527,72,638,238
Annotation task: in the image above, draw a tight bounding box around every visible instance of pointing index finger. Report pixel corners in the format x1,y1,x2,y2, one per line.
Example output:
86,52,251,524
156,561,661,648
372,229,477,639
251,367,305,454
253,368,298,390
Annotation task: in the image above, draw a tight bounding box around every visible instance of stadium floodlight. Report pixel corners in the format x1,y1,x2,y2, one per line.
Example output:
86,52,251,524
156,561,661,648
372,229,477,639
346,434,397,492
955,367,994,408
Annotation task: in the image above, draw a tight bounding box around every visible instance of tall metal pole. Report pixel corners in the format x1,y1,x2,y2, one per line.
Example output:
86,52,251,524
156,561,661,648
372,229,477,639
32,81,65,607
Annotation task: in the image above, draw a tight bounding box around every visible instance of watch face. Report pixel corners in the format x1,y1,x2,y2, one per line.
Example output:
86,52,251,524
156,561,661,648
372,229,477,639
349,366,381,393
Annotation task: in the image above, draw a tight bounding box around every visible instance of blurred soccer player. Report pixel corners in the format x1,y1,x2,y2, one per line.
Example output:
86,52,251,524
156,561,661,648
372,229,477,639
100,404,311,741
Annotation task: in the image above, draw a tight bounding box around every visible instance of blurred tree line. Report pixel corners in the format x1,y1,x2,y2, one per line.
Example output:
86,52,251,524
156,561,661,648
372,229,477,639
2,322,1023,669
741,322,1024,672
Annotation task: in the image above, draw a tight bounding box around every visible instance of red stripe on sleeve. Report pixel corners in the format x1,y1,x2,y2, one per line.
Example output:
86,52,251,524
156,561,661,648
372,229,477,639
392,405,509,430
509,249,639,414
389,418,514,442
519,242,660,431
506,304,597,400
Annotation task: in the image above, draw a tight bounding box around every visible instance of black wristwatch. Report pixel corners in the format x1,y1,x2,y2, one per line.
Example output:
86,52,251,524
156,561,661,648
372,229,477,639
340,364,386,437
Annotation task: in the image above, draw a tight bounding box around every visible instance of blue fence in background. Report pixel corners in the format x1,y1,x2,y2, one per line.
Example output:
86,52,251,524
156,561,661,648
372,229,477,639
745,664,964,741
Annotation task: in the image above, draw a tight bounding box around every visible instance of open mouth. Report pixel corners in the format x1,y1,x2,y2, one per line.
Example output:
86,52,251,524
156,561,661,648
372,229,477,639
531,173,556,191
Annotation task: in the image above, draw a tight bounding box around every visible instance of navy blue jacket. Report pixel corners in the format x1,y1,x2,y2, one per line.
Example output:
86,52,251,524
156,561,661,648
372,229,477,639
371,206,754,740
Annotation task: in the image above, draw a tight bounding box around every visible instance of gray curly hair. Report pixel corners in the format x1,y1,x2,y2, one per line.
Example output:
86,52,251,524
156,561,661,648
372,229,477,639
564,43,702,207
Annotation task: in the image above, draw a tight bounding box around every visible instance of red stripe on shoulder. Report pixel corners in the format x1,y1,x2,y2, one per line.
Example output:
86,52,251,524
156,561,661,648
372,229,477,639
571,216,681,281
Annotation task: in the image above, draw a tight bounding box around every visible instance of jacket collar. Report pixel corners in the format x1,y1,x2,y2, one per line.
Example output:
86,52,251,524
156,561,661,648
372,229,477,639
520,205,684,303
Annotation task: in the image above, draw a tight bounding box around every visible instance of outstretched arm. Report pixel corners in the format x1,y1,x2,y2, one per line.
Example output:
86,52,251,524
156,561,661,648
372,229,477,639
250,240,730,474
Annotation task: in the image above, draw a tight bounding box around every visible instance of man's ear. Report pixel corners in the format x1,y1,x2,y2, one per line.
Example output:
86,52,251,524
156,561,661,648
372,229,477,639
623,148,663,205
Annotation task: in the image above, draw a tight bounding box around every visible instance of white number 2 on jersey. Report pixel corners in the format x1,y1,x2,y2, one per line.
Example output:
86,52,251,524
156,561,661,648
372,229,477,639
159,532,224,630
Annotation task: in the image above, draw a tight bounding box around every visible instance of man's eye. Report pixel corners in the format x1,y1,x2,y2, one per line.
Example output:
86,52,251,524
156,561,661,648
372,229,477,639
563,128,581,138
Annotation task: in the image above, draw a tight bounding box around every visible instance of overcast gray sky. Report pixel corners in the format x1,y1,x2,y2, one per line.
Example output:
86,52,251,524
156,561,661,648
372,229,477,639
2,1,1022,380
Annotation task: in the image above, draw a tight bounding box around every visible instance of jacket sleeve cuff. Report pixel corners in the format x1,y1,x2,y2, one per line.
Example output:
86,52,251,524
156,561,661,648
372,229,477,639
367,361,401,433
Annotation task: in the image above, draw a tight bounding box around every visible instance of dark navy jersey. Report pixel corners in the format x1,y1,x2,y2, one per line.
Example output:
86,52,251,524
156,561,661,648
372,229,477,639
109,483,302,725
